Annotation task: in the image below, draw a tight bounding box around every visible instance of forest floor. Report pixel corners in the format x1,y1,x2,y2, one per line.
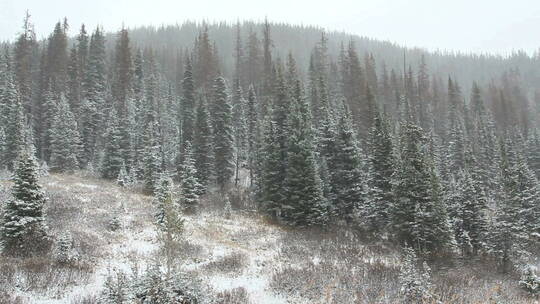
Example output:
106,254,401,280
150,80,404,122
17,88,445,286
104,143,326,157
0,173,536,303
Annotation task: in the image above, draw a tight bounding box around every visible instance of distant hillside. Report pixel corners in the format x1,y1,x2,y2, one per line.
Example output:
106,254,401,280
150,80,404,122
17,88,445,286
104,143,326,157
122,21,540,94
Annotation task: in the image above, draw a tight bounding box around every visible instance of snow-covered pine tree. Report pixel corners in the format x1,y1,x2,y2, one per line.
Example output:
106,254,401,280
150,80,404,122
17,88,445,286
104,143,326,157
447,118,466,175
212,76,234,190
0,127,5,169
154,174,172,227
193,97,214,192
49,94,81,172
81,27,107,166
153,176,185,275
181,58,196,149
232,85,247,186
179,141,201,212
100,108,123,180
328,103,363,223
391,121,454,252
282,89,327,226
487,140,528,272
365,109,395,230
246,86,258,185
526,129,540,179
100,270,130,303
448,169,488,255
513,152,540,238
142,119,162,195
116,161,131,187
258,118,285,218
399,246,436,304
3,74,26,170
1,146,48,254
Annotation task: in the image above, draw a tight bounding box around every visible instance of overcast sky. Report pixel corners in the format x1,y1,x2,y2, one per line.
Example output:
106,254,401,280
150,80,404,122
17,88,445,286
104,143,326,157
1,0,539,55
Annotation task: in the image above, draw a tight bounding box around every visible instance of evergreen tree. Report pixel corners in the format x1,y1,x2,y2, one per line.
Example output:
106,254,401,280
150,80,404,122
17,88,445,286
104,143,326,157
283,97,327,226
4,79,26,170
181,58,196,147
246,86,258,185
100,109,123,179
112,27,133,116
193,97,214,191
232,85,247,186
81,27,106,167
391,122,454,252
66,46,81,113
328,105,364,222
212,77,234,189
1,147,48,254
487,140,528,272
447,169,488,255
49,95,81,172
142,119,162,195
258,119,284,217
13,12,36,113
365,109,395,230
179,142,201,211
526,129,540,179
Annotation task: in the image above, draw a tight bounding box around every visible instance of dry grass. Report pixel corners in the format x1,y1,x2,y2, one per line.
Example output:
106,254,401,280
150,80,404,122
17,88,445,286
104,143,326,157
1,172,154,302
204,251,248,275
216,287,252,304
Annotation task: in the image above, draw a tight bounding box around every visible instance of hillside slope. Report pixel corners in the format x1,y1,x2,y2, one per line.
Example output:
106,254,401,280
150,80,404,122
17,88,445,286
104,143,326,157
0,174,535,303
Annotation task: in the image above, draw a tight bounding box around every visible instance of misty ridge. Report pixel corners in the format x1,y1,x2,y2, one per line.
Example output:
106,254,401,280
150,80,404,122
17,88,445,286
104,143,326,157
0,9,539,304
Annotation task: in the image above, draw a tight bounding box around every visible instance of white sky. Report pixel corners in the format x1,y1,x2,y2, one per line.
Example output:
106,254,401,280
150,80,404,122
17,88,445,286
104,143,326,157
1,0,539,55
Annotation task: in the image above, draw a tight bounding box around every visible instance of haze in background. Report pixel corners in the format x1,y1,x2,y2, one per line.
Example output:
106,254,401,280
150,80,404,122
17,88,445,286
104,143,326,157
1,0,539,55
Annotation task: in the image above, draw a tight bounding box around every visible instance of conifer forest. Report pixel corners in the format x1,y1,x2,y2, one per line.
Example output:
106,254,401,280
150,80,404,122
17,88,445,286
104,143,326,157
0,6,540,304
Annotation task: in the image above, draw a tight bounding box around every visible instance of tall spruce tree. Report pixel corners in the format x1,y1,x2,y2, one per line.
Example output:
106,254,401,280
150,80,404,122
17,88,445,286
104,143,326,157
283,95,327,226
487,140,528,272
100,109,123,179
258,119,284,217
179,141,201,211
246,86,259,185
193,97,214,191
365,109,395,230
212,76,234,190
391,122,454,252
328,104,364,222
4,78,26,170
49,95,81,172
1,146,48,254
142,119,162,195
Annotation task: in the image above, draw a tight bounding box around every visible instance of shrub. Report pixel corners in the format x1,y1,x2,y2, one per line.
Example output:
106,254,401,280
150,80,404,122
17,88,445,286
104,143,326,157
100,262,211,304
216,287,251,304
204,252,247,275
399,247,438,304
108,216,122,231
519,266,540,297
54,232,79,265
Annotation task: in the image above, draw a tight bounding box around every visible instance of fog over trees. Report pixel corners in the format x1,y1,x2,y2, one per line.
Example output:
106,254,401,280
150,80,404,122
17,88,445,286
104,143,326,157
0,12,540,303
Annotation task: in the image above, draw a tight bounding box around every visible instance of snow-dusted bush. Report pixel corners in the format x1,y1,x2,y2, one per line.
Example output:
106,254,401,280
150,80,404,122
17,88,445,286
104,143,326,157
116,163,134,188
519,266,540,297
39,161,49,177
83,161,99,178
204,252,247,275
399,247,438,304
133,263,209,303
54,232,79,264
100,263,211,304
108,216,122,231
100,269,130,303
216,287,251,304
224,195,232,219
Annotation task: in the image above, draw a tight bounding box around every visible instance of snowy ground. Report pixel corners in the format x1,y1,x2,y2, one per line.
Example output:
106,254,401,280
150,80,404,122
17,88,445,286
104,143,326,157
2,173,536,303
1,173,299,303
